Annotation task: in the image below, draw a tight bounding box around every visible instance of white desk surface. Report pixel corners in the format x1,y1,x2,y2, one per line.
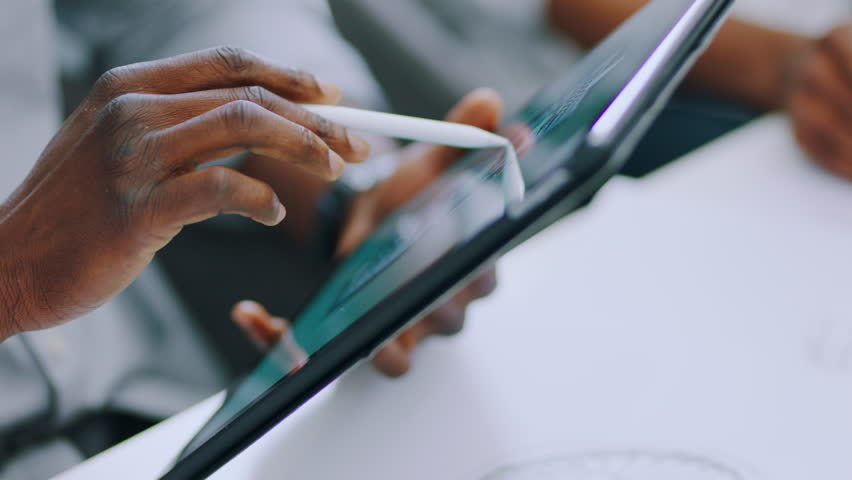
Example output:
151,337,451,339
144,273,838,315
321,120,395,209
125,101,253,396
56,114,852,479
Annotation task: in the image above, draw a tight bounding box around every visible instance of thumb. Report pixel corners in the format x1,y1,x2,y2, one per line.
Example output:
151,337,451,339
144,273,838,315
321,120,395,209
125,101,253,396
428,88,504,171
446,87,503,126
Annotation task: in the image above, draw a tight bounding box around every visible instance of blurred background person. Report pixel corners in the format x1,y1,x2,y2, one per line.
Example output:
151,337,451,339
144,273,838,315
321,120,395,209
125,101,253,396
548,0,852,179
329,0,852,178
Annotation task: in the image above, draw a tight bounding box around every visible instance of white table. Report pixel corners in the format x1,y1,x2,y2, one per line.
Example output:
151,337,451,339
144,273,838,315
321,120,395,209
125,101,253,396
56,115,852,479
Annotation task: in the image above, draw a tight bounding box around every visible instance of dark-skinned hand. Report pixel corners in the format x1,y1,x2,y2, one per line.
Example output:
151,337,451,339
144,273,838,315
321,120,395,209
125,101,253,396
0,46,371,340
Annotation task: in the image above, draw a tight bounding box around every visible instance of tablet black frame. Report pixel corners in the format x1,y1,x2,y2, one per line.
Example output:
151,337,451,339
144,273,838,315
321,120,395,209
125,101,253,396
162,0,733,477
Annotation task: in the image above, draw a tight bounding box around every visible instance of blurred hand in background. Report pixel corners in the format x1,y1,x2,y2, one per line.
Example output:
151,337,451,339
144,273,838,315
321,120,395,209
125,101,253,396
234,89,503,377
786,24,852,179
547,0,852,179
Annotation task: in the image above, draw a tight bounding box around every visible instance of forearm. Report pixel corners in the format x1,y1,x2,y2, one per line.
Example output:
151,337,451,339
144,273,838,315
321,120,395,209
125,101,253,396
686,19,812,110
547,0,814,110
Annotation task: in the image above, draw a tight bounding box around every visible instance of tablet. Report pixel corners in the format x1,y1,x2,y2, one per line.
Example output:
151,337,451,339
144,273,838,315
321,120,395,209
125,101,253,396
163,0,732,477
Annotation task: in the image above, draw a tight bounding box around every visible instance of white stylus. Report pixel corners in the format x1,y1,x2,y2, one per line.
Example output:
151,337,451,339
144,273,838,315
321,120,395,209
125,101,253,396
301,104,526,206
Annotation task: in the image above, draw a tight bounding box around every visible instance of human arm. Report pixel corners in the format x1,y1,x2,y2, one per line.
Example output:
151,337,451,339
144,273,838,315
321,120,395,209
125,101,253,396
547,1,852,179
546,0,811,110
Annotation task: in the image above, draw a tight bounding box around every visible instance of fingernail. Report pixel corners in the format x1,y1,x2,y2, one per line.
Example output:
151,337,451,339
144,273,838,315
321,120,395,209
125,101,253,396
328,150,345,179
318,80,341,102
237,300,262,313
274,198,287,224
348,132,371,160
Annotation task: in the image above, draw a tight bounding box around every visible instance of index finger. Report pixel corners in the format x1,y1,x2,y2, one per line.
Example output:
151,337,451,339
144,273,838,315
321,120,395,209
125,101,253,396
89,46,341,105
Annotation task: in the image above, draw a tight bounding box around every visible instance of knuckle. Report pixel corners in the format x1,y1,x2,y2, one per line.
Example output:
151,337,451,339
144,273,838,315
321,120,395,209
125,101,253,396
213,45,255,75
206,167,234,201
241,85,269,108
93,66,130,98
313,114,336,140
221,100,260,131
284,68,319,94
100,96,127,123
101,93,143,119
96,94,149,141
471,270,498,299
297,127,326,163
428,304,466,336
114,92,137,108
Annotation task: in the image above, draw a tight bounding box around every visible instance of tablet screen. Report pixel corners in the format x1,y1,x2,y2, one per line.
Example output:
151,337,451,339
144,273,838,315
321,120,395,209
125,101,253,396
180,0,696,458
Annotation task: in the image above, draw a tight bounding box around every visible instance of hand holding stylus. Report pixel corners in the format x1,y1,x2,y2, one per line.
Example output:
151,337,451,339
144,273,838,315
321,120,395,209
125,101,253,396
0,47,370,339
235,89,504,377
